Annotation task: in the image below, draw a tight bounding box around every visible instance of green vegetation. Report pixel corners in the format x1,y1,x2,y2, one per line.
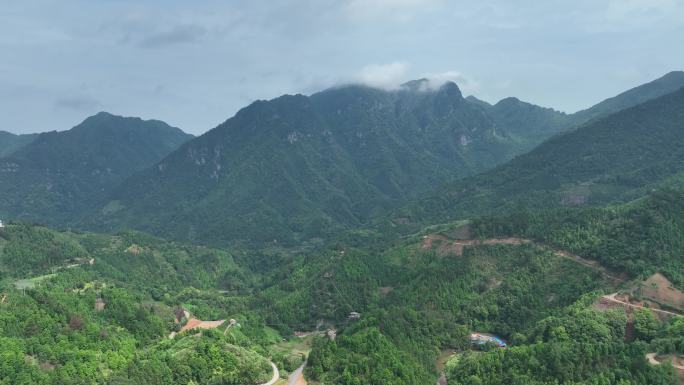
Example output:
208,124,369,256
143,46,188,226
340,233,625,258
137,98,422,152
471,188,684,286
402,86,684,228
485,97,569,147
571,70,684,124
0,216,642,385
90,72,684,247
3,73,684,385
92,81,578,246
0,224,275,385
0,112,192,225
255,234,610,384
8,188,683,384
445,302,678,385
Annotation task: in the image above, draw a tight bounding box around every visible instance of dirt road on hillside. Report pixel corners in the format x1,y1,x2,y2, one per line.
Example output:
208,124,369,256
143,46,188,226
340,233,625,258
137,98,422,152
646,353,684,370
288,363,307,385
603,293,682,317
423,235,627,284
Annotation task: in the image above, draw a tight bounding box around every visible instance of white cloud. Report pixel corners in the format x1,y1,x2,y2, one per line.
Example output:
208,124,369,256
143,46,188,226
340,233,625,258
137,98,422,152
356,62,411,90
417,71,480,94
352,66,479,94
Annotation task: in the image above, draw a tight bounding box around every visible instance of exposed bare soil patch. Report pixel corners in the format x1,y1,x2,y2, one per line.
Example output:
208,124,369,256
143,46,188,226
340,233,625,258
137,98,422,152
640,273,684,311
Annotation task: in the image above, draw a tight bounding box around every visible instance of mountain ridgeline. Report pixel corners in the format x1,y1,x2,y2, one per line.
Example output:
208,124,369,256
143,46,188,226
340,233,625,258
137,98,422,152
0,112,193,225
91,81,572,245
571,70,684,124
0,131,37,157
84,72,684,245
401,84,684,227
1,72,682,246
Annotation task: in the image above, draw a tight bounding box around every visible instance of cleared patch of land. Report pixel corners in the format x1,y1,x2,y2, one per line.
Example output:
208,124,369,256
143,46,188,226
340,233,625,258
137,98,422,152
421,234,626,285
14,273,57,290
640,273,684,311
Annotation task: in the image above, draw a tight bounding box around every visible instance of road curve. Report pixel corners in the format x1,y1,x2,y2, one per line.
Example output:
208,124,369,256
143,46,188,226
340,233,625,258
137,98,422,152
645,353,684,370
261,361,279,385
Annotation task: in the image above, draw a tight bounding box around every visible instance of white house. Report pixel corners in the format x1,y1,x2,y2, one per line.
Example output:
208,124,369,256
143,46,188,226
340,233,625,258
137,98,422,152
0,220,4,228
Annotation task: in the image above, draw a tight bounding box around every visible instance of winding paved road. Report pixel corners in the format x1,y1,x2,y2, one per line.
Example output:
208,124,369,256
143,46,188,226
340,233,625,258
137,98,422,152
261,362,279,385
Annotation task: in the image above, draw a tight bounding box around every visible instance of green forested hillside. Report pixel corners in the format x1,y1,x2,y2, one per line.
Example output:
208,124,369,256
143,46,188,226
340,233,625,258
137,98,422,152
472,188,684,287
296,189,684,385
88,73,684,247
0,112,192,225
485,97,569,146
0,224,278,385
401,86,684,227
446,303,677,385
92,81,556,246
470,71,684,147
5,185,684,385
571,71,684,124
436,189,684,385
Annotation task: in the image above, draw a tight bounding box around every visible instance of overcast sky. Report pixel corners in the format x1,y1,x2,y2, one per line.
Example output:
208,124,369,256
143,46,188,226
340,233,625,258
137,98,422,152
2,0,683,135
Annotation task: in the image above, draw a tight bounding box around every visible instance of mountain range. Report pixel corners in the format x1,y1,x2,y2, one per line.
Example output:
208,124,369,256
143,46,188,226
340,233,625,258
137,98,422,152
89,80,574,245
90,72,684,245
1,72,683,246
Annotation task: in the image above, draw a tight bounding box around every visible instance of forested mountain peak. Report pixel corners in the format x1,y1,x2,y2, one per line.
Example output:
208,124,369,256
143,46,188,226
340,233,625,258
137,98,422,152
64,111,190,138
7,112,192,171
0,113,193,225
90,79,559,246
399,78,463,97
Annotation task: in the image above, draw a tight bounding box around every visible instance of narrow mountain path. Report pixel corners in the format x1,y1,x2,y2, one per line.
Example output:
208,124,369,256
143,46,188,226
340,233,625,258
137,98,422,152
604,293,682,317
546,247,626,284
647,353,661,365
261,361,279,385
434,236,627,284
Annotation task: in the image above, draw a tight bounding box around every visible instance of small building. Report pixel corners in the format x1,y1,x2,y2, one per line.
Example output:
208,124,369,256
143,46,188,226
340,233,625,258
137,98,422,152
348,311,361,320
0,220,4,229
